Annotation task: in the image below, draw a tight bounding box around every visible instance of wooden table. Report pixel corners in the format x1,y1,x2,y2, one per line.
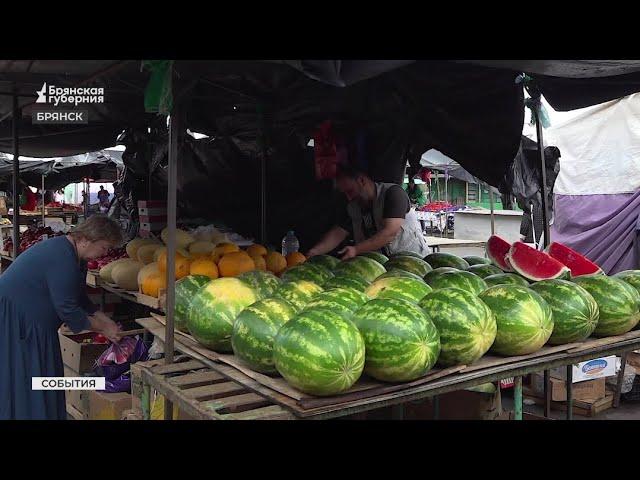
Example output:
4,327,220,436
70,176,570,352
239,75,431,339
136,316,640,420
424,236,486,253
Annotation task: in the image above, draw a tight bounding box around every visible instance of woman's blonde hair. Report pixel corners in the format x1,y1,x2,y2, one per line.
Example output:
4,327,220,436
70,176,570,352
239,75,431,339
69,215,123,246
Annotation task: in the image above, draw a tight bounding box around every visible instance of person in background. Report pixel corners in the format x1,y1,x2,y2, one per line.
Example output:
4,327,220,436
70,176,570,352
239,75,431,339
20,184,38,212
404,176,427,208
0,215,124,420
97,186,110,208
307,165,430,259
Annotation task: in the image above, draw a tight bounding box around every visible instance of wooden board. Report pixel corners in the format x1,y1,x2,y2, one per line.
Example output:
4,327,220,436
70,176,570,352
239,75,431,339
460,343,582,373
567,330,640,353
86,270,101,287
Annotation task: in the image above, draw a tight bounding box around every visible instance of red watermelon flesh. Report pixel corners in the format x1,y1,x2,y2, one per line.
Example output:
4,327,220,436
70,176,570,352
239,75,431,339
487,235,513,272
506,241,570,281
546,242,603,277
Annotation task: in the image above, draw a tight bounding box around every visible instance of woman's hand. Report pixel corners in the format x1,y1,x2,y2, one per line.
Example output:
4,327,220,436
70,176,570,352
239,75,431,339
89,311,122,343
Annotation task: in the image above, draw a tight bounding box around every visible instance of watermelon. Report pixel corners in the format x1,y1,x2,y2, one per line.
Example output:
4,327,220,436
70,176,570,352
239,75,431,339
274,280,324,313
360,251,389,265
237,270,281,299
365,276,432,304
530,279,599,344
426,270,488,296
478,285,554,356
546,242,603,277
306,254,341,271
484,273,530,288
466,264,503,278
390,251,424,259
375,269,426,282
351,298,440,382
174,275,211,333
614,270,640,296
333,256,386,282
424,252,470,270
231,297,298,374
323,274,371,292
384,255,432,277
423,267,460,284
304,287,369,316
464,256,492,266
281,263,334,285
572,275,640,337
486,235,513,271
418,288,496,366
506,241,570,281
273,307,365,396
186,278,260,352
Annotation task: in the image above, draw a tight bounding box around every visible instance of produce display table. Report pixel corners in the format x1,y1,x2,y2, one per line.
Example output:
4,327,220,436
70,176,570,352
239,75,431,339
136,315,640,420
99,283,164,312
425,236,486,253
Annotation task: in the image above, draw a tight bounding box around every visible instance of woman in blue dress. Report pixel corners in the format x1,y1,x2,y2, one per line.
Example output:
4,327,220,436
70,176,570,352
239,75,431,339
0,215,124,420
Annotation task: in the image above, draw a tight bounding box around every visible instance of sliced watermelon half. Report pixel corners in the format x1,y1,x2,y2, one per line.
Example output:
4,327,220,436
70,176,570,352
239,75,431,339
546,242,603,277
506,241,570,281
486,235,513,272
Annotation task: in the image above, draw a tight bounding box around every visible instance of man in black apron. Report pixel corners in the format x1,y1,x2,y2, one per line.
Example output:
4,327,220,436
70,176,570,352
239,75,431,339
307,165,430,260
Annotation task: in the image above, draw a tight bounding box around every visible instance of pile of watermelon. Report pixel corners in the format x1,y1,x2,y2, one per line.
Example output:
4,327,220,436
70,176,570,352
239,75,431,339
168,238,640,397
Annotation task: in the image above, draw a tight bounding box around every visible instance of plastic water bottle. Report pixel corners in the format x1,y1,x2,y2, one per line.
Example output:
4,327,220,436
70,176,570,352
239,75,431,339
282,231,300,257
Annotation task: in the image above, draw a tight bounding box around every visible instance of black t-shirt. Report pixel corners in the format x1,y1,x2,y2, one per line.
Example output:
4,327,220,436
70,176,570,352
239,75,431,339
338,185,410,238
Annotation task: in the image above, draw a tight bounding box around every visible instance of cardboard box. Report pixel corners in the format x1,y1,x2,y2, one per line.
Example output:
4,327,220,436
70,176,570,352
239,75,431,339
531,373,606,402
59,331,111,374
551,356,618,383
89,391,133,420
63,365,90,419
403,388,502,420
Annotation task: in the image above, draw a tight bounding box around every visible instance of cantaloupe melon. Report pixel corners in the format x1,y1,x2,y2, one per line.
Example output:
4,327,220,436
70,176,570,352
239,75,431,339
188,241,216,258
126,238,160,260
153,246,191,262
112,261,144,291
100,258,137,284
161,227,195,250
138,262,160,287
137,244,164,265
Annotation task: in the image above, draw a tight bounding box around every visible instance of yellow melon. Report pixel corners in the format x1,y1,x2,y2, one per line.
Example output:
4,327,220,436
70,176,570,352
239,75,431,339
188,241,216,259
112,261,144,291
137,262,160,287
99,258,137,284
161,227,195,250
137,244,164,265
212,243,240,263
246,243,268,257
189,258,219,279
286,251,307,268
265,251,287,275
218,251,255,277
141,272,167,298
250,254,267,271
126,238,160,260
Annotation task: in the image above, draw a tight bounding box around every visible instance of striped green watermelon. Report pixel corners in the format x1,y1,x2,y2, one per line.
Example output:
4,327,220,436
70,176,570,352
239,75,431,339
304,287,369,316
323,274,371,292
186,278,260,352
427,270,488,296
390,251,423,259
423,267,460,284
384,255,432,277
375,269,426,282
424,252,470,270
478,285,554,356
418,288,496,366
306,254,341,271
530,279,599,344
365,276,432,304
274,280,324,313
281,263,334,285
237,270,281,299
334,256,386,282
484,273,530,288
360,251,389,264
464,256,492,266
351,298,440,382
174,275,211,333
572,275,640,337
273,307,365,396
231,297,298,374
613,270,640,296
466,264,503,278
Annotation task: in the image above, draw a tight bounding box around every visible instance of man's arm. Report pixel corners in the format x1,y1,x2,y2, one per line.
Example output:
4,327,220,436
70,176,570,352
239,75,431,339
307,225,349,257
351,218,403,255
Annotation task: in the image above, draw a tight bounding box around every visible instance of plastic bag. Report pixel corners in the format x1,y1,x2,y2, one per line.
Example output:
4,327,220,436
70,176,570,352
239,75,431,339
94,335,149,384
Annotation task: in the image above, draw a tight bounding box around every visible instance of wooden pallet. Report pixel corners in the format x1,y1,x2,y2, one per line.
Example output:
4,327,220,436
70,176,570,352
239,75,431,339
137,358,295,420
524,387,614,417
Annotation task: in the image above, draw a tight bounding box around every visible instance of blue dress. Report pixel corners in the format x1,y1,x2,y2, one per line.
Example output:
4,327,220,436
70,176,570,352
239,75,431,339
0,236,97,420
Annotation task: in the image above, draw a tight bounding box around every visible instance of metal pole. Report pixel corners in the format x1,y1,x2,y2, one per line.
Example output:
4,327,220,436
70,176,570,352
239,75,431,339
164,100,179,421
614,352,628,408
534,99,551,248
488,183,495,236
257,105,267,244
566,366,573,420
513,376,523,420
11,93,19,259
41,174,45,227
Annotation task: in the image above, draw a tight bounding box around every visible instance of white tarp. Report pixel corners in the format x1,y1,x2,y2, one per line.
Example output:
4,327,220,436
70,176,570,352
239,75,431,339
547,93,640,195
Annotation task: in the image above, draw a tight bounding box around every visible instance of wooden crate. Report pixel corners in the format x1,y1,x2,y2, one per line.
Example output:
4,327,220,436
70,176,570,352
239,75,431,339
524,386,614,417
